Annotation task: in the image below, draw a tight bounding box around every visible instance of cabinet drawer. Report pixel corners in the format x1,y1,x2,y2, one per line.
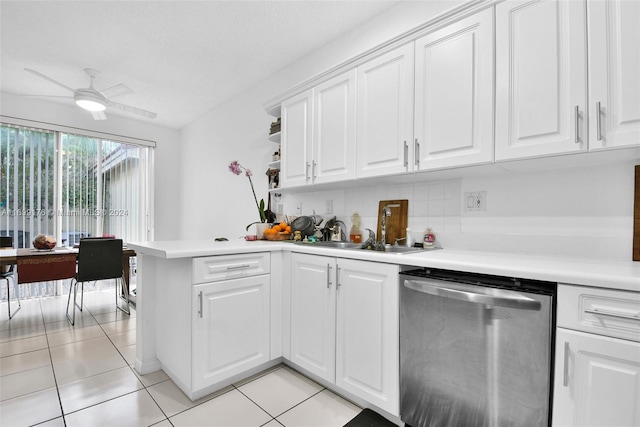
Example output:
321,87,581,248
558,284,640,342
193,252,270,284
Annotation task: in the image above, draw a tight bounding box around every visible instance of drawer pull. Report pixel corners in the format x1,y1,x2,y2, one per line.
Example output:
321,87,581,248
327,264,332,288
563,341,570,387
585,308,640,322
226,264,252,270
198,291,203,318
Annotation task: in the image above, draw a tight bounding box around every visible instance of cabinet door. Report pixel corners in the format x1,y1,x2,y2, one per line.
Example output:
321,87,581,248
281,89,313,187
335,259,399,416
588,0,640,150
290,253,336,382
496,0,587,160
414,8,494,170
553,328,640,426
313,70,357,184
192,275,270,390
356,44,414,178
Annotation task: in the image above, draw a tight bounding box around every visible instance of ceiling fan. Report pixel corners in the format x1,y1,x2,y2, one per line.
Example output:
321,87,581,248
24,68,157,121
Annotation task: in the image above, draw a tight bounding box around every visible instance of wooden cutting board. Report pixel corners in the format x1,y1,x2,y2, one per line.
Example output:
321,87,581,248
634,165,639,261
376,200,408,245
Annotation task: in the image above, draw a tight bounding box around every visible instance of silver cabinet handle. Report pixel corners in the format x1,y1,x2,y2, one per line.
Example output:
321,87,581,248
336,266,341,290
305,162,310,181
403,141,408,168
563,341,570,387
414,138,420,167
312,161,317,179
227,264,251,270
198,291,203,318
574,105,580,144
326,264,332,288
404,279,541,310
596,101,602,141
585,308,640,322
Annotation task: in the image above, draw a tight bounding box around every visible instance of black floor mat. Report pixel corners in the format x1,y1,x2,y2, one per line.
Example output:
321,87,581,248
343,408,398,427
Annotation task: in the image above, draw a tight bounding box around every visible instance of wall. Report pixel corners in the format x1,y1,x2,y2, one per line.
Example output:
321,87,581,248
178,0,637,261
0,91,181,241
177,0,463,240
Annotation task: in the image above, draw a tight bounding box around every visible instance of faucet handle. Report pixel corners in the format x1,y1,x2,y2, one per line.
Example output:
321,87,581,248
365,228,376,241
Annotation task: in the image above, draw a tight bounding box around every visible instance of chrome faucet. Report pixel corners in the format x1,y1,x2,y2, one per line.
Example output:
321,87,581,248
380,203,400,245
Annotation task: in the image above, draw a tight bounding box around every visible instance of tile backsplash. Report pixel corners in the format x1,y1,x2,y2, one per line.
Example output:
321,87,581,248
278,160,635,261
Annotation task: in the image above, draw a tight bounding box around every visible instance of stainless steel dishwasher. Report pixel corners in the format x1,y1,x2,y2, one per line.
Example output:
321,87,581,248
400,268,556,427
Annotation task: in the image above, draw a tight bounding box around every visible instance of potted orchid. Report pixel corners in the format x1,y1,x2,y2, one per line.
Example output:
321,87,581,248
228,161,269,236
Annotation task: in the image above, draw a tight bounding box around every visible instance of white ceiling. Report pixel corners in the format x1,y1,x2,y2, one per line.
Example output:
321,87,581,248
0,0,401,129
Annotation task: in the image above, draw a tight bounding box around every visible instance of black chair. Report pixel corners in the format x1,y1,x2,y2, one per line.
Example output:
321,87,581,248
66,238,130,325
1,236,20,319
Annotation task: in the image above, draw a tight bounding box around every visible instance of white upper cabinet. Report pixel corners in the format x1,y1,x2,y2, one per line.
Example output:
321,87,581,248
281,89,313,187
313,70,357,184
414,8,494,170
588,0,640,150
356,43,415,178
496,0,588,160
280,71,356,188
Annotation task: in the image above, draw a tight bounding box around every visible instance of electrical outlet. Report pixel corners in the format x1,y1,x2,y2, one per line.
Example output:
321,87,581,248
464,191,487,212
277,204,283,215
326,200,333,214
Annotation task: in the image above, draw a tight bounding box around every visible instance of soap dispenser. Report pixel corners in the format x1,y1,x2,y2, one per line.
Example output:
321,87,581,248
350,212,362,243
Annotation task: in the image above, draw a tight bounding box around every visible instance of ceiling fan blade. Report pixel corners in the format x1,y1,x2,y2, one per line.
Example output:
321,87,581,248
23,95,74,99
109,100,157,119
100,83,133,99
24,68,75,93
91,110,107,120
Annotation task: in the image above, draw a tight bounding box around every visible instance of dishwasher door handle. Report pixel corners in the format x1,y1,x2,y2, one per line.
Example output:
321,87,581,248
404,278,542,310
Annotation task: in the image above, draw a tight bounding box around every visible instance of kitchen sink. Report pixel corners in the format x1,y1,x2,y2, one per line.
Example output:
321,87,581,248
297,241,361,249
295,240,435,255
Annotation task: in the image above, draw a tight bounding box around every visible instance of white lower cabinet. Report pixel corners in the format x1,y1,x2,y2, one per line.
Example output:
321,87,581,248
289,253,399,416
192,274,271,391
553,328,640,427
553,284,640,426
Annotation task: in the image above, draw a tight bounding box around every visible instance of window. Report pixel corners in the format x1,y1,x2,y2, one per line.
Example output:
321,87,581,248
1,123,153,299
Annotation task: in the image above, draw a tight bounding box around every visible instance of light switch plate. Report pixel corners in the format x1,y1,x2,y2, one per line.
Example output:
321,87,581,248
464,191,487,212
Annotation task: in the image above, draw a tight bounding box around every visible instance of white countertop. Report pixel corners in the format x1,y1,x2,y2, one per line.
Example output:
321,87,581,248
127,239,640,292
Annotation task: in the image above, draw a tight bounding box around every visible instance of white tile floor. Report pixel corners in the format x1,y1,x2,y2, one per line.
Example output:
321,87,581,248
0,289,362,427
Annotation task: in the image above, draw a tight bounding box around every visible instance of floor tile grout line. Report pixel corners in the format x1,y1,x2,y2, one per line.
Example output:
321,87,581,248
40,296,68,427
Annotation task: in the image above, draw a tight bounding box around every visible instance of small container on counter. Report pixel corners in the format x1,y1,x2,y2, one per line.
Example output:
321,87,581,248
350,212,362,243
423,228,436,248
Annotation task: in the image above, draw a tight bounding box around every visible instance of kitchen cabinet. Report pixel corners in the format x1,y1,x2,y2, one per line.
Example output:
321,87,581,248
192,274,270,391
496,0,588,160
280,89,313,187
335,258,399,415
553,284,640,426
280,70,356,188
289,253,399,415
289,253,336,382
356,43,414,178
414,7,494,170
553,329,640,427
313,70,357,184
587,0,640,150
151,252,273,400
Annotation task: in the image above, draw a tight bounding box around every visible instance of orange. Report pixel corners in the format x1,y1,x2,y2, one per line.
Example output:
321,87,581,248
279,222,288,229
273,225,282,232
285,226,292,233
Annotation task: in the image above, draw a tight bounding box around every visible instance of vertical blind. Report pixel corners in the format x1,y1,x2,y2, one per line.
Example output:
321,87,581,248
1,123,152,299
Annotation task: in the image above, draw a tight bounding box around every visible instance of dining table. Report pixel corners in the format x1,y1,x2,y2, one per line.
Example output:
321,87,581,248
0,246,137,300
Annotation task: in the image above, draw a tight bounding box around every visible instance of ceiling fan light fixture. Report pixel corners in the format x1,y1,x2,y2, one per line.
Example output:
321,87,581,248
75,95,106,112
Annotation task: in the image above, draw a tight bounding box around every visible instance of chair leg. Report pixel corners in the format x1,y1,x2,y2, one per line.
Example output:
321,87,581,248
66,279,78,325
5,277,21,320
116,275,130,316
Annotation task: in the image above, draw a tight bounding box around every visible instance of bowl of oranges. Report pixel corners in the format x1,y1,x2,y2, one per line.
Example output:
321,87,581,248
263,222,292,241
